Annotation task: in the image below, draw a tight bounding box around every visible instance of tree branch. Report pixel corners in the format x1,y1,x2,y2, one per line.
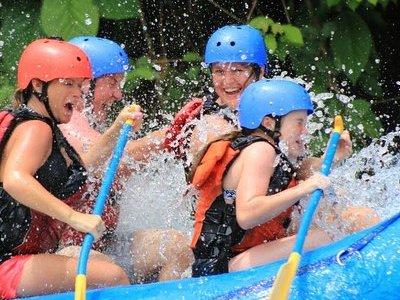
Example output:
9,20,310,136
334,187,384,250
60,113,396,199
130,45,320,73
246,0,258,22
138,0,155,59
280,0,291,23
207,0,244,23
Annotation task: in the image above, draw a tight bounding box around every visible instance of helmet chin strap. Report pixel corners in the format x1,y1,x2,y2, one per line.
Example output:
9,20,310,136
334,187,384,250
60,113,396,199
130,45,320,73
31,82,59,124
259,116,281,144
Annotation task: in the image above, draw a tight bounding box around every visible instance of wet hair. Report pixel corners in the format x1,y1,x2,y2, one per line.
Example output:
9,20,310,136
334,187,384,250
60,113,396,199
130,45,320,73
12,82,34,108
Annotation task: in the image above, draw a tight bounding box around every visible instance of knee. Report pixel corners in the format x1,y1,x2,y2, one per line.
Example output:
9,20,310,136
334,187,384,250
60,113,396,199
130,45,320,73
341,206,380,232
105,263,130,285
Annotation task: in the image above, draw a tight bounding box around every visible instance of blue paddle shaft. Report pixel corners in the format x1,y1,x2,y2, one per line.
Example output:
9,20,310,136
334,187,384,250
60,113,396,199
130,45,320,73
293,131,341,254
77,123,133,275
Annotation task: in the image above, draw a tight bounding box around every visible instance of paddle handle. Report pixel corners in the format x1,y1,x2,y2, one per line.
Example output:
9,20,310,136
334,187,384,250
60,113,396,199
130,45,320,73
292,116,343,254
76,121,133,275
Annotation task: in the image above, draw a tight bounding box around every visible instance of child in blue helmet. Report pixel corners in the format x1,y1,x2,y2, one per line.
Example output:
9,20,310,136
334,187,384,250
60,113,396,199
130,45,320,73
58,36,192,283
190,79,379,276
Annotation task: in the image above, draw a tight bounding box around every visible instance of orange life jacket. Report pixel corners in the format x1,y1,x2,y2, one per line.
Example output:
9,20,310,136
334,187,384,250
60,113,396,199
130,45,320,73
190,135,297,257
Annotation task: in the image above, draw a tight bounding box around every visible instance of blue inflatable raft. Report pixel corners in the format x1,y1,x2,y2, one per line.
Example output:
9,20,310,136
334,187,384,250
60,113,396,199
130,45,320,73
26,212,400,299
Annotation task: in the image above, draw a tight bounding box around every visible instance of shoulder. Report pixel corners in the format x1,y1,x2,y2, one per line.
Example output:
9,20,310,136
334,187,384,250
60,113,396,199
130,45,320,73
12,119,53,142
240,141,277,167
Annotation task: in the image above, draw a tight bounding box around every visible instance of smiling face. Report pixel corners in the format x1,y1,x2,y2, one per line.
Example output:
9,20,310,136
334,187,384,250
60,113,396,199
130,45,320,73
46,78,86,124
91,73,125,123
279,110,309,159
211,62,259,109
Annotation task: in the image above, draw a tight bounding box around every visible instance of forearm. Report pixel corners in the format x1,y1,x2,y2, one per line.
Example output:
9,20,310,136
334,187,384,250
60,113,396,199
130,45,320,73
125,128,166,162
3,172,74,225
81,122,121,168
237,184,311,229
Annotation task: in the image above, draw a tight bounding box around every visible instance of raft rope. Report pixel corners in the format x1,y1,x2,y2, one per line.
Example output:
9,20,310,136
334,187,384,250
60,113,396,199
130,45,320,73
214,211,400,300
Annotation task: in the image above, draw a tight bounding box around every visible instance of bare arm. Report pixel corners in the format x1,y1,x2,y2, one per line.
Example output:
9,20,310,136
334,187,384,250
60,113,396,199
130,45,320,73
124,127,167,162
1,121,104,239
81,105,143,168
234,142,329,230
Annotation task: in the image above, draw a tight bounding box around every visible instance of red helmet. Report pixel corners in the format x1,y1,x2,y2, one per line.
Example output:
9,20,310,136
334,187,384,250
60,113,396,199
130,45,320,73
17,38,92,90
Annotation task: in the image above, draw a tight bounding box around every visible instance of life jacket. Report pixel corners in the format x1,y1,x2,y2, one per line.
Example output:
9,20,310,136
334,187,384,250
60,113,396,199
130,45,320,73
190,134,297,261
0,108,113,262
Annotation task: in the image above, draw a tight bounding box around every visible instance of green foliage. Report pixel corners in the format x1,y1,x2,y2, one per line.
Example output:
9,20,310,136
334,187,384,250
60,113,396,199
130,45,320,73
0,1,43,82
0,77,14,108
249,16,274,33
331,11,372,83
327,0,342,7
249,16,304,58
40,0,99,39
182,52,202,62
282,25,304,46
95,0,139,19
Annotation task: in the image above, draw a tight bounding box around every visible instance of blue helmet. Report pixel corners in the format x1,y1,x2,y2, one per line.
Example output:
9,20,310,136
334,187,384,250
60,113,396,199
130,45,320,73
204,25,268,68
69,36,130,78
239,79,314,130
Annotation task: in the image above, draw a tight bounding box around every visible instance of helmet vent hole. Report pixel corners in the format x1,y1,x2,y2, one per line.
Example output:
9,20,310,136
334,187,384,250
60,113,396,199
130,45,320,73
84,38,89,41
216,42,221,46
76,56,82,61
119,52,123,56
44,41,49,43
230,41,236,46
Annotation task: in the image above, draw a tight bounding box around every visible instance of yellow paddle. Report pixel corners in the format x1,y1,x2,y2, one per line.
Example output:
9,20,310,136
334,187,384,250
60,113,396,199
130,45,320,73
269,116,344,300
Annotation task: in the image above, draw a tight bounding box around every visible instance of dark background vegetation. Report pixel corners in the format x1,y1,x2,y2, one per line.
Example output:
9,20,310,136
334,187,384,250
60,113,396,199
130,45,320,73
1,0,399,152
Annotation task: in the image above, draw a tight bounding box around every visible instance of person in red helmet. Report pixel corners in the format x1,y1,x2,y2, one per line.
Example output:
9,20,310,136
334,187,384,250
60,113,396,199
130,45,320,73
0,38,142,299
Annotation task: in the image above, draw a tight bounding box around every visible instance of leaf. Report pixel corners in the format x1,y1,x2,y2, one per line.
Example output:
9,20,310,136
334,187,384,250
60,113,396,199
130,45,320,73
0,1,43,80
271,23,284,35
358,60,382,97
94,0,139,20
182,52,202,62
40,0,99,40
346,0,362,10
327,0,342,7
249,16,274,33
368,0,378,5
127,56,156,80
321,21,337,38
265,34,277,52
186,67,200,80
282,24,304,46
130,67,155,80
331,11,372,83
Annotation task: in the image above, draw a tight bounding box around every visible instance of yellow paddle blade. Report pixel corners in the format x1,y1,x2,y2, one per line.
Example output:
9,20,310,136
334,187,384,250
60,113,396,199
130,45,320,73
75,274,87,300
333,115,344,133
269,252,301,300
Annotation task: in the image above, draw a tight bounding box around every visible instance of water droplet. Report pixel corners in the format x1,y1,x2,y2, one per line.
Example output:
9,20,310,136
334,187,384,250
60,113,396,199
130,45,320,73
85,18,92,25
310,65,316,70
